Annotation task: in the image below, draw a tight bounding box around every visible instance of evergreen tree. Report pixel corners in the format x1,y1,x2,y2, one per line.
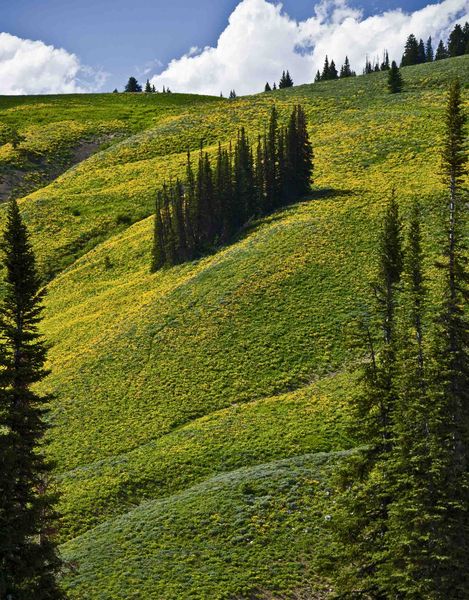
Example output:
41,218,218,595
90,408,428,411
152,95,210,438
0,199,63,599
380,50,390,71
145,79,152,93
152,84,157,93
321,56,330,80
151,193,166,271
265,105,279,210
327,194,403,597
314,70,321,83
448,23,466,57
229,89,237,99
426,36,434,62
339,56,352,78
364,56,373,74
435,39,449,60
264,82,272,92
401,34,420,66
385,77,469,599
272,82,277,91
417,38,426,63
329,60,338,80
284,70,293,87
464,22,469,53
124,76,142,92
388,61,403,94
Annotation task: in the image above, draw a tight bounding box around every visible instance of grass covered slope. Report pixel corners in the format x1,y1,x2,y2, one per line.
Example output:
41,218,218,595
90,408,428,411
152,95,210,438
9,57,468,597
62,451,348,600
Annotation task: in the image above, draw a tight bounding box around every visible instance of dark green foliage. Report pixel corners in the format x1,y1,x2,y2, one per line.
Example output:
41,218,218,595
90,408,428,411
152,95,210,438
124,76,142,93
325,80,468,599
264,82,272,92
151,105,313,269
388,61,403,94
0,200,63,599
380,50,390,71
364,57,373,74
401,34,420,66
426,36,434,62
418,38,426,64
329,60,338,80
145,79,152,93
229,90,237,99
435,39,449,61
325,195,403,597
279,70,293,89
448,24,466,57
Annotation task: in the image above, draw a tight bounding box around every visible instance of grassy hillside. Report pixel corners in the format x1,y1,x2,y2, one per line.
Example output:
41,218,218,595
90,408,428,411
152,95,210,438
3,55,468,598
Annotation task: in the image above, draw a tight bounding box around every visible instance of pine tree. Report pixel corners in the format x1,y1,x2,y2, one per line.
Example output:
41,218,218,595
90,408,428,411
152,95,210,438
380,50,390,71
321,56,330,80
272,82,277,91
284,70,293,87
151,193,166,271
426,36,434,62
364,56,373,74
124,76,142,92
152,84,157,93
339,56,352,78
417,38,426,63
0,199,63,599
435,39,449,60
401,34,419,66
329,60,338,80
388,61,403,94
378,203,434,597
448,23,466,57
327,194,403,597
265,105,279,211
314,70,321,83
264,82,271,92
145,79,152,93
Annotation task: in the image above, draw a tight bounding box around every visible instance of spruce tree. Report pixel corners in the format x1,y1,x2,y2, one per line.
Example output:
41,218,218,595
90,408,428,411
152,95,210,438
435,39,449,60
284,70,293,87
265,105,279,210
380,50,390,71
448,23,466,57
417,38,426,63
388,61,403,94
145,79,152,93
327,194,403,597
124,76,142,92
264,82,271,92
321,56,330,81
0,199,63,599
151,193,166,271
401,34,419,66
314,70,321,83
426,36,434,62
329,60,338,80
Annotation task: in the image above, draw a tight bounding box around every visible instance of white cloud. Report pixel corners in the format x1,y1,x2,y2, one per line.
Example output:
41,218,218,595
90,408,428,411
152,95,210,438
150,0,469,96
0,32,107,95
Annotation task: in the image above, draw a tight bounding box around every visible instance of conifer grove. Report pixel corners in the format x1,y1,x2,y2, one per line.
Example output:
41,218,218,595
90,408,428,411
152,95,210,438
151,104,313,270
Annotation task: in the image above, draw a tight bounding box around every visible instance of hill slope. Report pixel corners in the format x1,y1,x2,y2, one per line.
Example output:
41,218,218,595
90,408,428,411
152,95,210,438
2,56,468,598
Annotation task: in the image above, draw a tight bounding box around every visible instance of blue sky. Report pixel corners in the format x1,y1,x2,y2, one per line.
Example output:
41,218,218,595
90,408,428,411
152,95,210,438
2,0,434,91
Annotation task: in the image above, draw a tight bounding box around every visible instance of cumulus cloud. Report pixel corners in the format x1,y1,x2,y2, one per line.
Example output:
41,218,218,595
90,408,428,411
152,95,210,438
151,0,469,96
0,32,106,95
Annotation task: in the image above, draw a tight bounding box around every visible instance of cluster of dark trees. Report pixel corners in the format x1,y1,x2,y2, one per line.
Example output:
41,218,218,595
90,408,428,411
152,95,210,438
364,50,391,74
325,79,469,598
264,70,294,92
151,104,313,270
116,76,171,94
0,200,63,598
402,23,469,66
314,55,356,82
